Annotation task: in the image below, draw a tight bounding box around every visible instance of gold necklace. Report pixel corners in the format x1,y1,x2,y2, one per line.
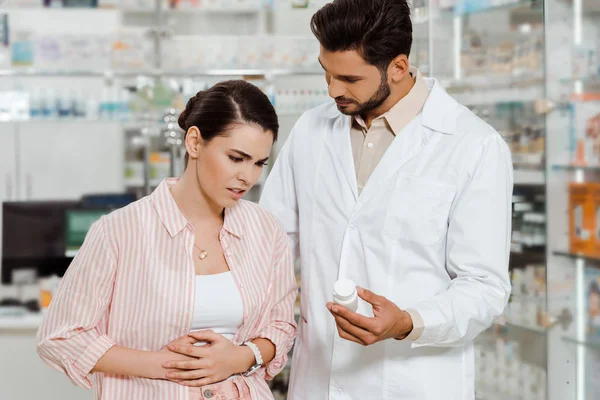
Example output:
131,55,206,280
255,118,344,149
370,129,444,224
193,229,221,261
193,218,224,261
194,243,209,260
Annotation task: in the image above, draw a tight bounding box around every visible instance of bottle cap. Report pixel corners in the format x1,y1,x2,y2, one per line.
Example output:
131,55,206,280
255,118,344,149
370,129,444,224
334,279,357,302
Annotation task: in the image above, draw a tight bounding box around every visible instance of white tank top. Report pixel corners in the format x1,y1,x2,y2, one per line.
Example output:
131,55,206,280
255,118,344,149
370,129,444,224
190,272,244,346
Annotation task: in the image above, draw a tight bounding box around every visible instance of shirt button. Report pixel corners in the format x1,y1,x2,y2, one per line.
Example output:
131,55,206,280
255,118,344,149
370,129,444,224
226,251,232,257
203,389,213,398
367,142,374,149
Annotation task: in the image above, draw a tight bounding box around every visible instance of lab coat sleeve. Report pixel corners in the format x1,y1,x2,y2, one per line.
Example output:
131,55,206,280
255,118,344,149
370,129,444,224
256,222,298,380
259,124,300,261
409,135,513,348
36,217,117,389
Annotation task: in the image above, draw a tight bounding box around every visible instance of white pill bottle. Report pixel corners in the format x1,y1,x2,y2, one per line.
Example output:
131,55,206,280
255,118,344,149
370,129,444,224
333,278,359,312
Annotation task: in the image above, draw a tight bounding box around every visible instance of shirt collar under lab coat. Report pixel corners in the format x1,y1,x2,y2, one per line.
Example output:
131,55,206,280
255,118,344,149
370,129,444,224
322,77,460,136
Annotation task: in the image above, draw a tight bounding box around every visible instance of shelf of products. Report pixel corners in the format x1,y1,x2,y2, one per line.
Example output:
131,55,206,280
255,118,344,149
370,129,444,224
474,333,547,400
3,0,332,12
563,336,600,350
0,312,45,331
0,81,328,124
552,164,600,172
2,0,264,11
558,0,600,15
513,169,545,185
495,316,548,334
0,68,324,78
553,251,600,265
429,0,600,397
440,0,541,16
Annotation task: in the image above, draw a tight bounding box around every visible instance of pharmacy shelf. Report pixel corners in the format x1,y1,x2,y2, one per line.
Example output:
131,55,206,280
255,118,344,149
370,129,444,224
0,5,263,13
0,312,44,331
562,336,600,350
510,250,546,265
551,164,600,172
0,5,121,12
559,0,600,15
476,385,517,400
157,7,262,14
441,0,539,16
514,169,545,186
513,153,544,166
495,317,548,335
553,251,600,265
442,72,545,90
0,68,323,78
1,119,124,124
451,85,544,105
559,75,600,85
0,119,167,129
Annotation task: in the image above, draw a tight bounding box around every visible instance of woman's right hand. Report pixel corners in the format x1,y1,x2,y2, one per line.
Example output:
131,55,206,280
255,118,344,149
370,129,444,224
152,336,198,380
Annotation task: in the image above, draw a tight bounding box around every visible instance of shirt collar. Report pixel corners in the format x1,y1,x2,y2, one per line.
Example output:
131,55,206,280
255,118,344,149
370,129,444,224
352,67,429,135
151,178,244,239
322,72,458,136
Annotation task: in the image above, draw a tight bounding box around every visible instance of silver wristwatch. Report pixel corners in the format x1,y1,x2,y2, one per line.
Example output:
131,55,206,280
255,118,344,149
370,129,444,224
241,342,263,377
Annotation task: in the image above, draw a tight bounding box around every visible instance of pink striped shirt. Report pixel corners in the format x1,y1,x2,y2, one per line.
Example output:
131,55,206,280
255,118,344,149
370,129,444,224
36,178,298,400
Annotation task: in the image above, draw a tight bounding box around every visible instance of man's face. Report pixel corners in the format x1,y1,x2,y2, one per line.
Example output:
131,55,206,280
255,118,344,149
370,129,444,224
319,47,391,116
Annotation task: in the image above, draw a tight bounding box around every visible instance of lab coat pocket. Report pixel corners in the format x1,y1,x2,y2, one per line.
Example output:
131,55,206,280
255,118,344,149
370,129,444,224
384,176,455,245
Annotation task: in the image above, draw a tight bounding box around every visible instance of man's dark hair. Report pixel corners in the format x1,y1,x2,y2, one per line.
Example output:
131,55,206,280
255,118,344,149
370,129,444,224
310,0,413,71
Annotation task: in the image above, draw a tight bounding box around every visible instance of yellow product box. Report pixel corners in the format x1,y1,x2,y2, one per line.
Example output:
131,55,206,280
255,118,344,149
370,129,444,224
569,183,595,256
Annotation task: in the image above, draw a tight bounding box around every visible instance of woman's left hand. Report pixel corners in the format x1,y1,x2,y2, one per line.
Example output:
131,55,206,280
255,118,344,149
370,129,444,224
162,330,255,387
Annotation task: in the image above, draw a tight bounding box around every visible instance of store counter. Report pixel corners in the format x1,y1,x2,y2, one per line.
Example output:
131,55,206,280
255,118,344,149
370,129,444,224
0,313,92,400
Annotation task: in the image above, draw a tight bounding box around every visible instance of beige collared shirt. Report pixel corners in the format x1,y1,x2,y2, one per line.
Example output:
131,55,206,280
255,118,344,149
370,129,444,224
350,67,430,341
351,67,430,193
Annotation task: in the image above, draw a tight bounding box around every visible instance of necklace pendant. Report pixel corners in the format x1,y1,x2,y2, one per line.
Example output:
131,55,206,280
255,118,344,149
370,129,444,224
198,250,208,260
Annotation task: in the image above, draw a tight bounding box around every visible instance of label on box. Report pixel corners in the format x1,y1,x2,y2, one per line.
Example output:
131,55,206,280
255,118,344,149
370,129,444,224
569,183,595,256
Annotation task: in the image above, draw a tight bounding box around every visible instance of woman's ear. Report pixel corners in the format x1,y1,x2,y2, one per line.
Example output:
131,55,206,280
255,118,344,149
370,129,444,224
185,126,203,161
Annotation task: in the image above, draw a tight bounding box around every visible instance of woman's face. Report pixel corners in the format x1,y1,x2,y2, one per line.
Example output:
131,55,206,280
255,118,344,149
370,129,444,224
192,123,273,209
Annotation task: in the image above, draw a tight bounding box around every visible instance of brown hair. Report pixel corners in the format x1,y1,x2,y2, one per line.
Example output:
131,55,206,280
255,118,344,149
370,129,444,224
178,80,279,168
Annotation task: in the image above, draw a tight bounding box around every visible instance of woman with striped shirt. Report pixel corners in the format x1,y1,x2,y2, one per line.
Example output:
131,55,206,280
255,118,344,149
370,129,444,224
37,80,298,400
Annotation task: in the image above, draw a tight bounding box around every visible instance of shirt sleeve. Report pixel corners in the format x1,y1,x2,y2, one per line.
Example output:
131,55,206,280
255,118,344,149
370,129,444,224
36,217,117,389
255,221,298,380
408,135,513,348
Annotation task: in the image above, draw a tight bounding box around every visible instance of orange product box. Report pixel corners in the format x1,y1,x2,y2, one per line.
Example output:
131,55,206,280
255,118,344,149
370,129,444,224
569,183,595,256
591,184,600,258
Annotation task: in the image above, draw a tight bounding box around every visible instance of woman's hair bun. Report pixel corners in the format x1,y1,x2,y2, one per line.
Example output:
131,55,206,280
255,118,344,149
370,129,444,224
178,91,204,131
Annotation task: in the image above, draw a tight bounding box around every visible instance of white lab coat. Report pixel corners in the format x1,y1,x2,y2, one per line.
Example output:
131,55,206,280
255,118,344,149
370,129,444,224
260,78,513,400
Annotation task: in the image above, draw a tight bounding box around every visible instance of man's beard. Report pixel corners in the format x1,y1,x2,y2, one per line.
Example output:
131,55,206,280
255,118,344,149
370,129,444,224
335,71,391,116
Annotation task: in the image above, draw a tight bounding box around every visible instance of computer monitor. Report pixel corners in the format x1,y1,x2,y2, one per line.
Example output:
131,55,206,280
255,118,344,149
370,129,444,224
1,201,80,284
1,195,134,284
